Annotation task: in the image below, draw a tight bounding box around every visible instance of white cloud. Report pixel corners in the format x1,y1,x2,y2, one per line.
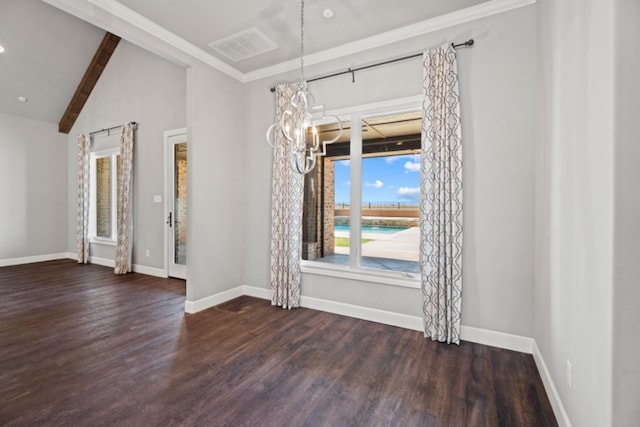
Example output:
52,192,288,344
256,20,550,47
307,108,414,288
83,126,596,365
365,179,384,188
338,160,350,166
385,154,420,164
385,157,400,164
397,187,420,200
404,161,420,173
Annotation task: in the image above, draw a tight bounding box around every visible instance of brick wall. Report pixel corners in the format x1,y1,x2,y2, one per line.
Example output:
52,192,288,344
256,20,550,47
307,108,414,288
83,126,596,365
323,158,335,255
96,157,111,237
175,158,187,247
301,158,337,259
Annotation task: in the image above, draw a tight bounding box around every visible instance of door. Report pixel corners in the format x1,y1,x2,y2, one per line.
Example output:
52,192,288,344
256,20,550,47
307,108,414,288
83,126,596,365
165,129,187,279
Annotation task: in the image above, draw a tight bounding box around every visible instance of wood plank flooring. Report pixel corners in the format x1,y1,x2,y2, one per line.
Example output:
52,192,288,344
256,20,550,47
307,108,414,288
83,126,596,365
0,260,557,426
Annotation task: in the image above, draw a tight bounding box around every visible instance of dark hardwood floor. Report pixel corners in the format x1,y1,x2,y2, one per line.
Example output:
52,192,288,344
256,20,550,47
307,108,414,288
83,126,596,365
0,260,557,426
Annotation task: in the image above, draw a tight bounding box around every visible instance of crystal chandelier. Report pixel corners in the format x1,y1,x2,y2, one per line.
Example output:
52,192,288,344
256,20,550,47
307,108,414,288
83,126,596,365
266,0,343,174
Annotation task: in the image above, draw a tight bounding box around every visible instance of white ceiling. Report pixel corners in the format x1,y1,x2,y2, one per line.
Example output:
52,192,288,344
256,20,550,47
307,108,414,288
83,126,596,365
1,0,496,124
116,0,489,73
0,0,105,123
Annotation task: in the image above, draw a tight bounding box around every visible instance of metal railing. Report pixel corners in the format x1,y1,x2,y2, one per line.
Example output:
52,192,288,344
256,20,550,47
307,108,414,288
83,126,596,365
336,202,419,209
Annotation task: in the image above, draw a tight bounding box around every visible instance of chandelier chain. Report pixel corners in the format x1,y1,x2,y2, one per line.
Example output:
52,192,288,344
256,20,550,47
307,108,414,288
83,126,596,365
300,0,305,82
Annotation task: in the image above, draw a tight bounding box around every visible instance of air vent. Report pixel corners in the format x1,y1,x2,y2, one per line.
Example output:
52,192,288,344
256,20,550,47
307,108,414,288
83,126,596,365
208,27,278,62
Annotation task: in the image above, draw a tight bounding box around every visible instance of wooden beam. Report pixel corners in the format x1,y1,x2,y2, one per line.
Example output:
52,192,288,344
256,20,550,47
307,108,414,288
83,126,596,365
58,32,121,134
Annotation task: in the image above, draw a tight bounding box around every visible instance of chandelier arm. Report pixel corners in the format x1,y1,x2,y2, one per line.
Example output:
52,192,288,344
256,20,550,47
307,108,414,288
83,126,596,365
294,151,316,175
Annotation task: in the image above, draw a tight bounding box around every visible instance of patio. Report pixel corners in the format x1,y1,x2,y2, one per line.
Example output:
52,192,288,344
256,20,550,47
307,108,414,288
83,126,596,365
315,227,420,274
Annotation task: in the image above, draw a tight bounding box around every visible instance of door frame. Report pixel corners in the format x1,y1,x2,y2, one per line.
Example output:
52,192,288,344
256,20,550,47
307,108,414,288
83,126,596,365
163,128,187,279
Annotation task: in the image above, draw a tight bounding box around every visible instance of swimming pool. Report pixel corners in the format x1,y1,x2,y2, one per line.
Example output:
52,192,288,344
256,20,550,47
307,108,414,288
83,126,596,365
334,224,408,235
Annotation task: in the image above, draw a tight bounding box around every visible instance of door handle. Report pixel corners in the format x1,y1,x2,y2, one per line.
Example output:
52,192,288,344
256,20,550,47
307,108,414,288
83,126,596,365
166,212,173,228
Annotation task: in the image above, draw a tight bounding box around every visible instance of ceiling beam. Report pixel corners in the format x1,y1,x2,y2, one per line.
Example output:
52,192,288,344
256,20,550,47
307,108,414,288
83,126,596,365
362,119,387,139
326,134,422,157
58,32,121,134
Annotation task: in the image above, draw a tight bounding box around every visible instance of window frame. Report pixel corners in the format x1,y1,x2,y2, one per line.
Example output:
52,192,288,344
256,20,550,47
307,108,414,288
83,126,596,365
300,96,422,288
89,147,120,246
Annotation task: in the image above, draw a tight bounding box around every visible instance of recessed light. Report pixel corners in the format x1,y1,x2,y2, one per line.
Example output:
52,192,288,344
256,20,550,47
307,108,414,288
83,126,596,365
18,96,27,103
323,8,334,18
0,45,5,53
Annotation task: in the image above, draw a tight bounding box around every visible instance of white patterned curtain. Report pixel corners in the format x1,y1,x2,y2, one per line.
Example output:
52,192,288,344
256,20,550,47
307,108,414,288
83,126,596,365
270,83,304,309
76,134,91,264
114,123,134,274
420,44,463,344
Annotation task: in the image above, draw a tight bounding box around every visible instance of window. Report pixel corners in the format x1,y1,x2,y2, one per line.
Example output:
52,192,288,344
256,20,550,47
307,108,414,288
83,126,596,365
302,106,422,283
89,148,120,243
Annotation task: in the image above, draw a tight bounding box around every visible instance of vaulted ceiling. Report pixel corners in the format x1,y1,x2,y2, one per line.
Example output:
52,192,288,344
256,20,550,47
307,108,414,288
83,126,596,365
1,0,493,124
0,0,105,123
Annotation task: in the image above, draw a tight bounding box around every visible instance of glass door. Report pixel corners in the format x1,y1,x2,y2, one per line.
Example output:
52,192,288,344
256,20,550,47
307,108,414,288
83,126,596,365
165,129,187,279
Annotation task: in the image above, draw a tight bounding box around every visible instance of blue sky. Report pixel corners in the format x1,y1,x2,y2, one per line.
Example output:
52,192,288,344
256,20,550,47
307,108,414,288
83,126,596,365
334,154,420,205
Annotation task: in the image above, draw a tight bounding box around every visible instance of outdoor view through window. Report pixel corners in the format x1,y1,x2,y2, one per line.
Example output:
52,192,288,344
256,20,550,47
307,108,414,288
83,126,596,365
91,151,121,241
302,111,421,275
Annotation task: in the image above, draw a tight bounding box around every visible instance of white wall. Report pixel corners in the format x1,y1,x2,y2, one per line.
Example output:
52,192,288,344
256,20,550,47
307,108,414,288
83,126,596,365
244,6,537,337
612,0,640,425
67,40,186,271
0,114,68,260
184,62,246,301
535,0,615,426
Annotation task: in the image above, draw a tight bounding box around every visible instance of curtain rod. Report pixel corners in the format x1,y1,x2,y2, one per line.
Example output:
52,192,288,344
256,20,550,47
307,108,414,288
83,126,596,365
269,39,474,92
89,121,138,137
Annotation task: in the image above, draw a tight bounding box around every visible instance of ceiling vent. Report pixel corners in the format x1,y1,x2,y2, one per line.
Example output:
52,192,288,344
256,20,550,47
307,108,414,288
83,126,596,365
208,27,278,62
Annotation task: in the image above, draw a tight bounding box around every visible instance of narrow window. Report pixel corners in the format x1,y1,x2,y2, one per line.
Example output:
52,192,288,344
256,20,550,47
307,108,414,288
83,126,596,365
95,156,112,238
89,149,120,243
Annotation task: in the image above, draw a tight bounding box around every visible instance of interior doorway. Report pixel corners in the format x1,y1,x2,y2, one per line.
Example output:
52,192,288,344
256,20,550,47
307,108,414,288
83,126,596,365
164,128,187,279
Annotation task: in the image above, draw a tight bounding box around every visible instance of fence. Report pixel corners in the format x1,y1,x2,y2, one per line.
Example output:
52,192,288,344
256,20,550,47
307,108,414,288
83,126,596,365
336,201,419,209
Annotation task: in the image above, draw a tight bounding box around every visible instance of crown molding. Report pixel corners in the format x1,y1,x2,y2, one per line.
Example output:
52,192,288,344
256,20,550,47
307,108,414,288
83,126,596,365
243,0,536,82
43,0,244,80
86,0,243,79
45,0,535,84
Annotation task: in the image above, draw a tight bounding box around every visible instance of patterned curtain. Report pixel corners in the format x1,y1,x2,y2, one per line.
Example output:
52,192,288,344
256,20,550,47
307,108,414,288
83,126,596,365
114,123,134,274
270,83,304,309
76,134,91,264
420,44,463,344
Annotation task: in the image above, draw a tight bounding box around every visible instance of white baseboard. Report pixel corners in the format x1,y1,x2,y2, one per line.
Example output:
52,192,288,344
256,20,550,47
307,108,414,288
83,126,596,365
532,341,572,427
300,294,424,331
240,286,533,353
0,252,73,267
132,264,167,278
88,255,113,268
460,325,534,354
184,286,244,314
243,285,271,300
67,253,167,278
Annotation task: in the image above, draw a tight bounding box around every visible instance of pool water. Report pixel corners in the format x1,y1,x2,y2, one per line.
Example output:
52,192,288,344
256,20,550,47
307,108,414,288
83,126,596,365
334,224,408,235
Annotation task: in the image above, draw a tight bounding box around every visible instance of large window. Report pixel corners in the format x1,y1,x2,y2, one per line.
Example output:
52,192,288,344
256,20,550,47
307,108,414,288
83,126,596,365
89,148,120,243
302,109,421,281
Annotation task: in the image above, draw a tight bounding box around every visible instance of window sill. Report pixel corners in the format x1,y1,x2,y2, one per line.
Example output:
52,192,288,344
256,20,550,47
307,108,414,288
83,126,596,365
301,261,420,289
89,238,117,247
